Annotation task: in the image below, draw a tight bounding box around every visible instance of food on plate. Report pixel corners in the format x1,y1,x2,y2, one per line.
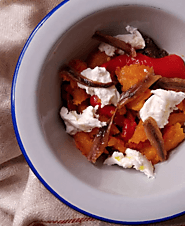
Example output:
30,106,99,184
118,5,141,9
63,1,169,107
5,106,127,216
60,26,185,178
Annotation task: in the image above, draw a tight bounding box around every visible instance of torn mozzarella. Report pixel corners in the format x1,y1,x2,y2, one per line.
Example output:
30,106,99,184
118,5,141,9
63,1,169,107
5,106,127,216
140,89,185,128
60,106,107,135
78,67,120,107
104,149,155,178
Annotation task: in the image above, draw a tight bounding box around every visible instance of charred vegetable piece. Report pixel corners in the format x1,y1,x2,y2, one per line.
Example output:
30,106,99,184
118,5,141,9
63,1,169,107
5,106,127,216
137,33,169,58
156,77,185,92
61,65,115,88
143,117,166,161
92,31,136,57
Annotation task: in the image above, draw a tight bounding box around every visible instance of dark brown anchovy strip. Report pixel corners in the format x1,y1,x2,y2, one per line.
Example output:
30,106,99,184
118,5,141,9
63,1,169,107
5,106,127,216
143,117,166,162
155,77,185,92
87,110,117,163
88,72,162,163
118,74,162,109
92,31,137,57
61,65,115,88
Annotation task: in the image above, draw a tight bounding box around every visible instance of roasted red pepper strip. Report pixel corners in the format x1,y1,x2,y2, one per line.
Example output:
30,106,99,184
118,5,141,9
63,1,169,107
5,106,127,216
90,95,101,108
101,53,152,73
99,105,116,118
121,118,137,142
102,53,185,79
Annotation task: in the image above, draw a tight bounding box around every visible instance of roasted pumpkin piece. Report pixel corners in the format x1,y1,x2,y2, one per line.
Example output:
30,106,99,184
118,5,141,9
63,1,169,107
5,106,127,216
87,49,111,69
61,83,71,101
152,155,161,165
177,99,185,113
117,106,127,115
60,72,78,89
77,99,90,113
163,123,185,152
126,89,151,111
74,131,93,157
142,145,159,164
127,140,160,164
68,59,87,73
129,140,160,165
168,112,185,126
142,144,160,165
116,64,154,92
127,140,151,151
110,123,120,136
108,136,126,153
68,98,77,111
72,87,89,105
129,120,148,144
88,127,100,139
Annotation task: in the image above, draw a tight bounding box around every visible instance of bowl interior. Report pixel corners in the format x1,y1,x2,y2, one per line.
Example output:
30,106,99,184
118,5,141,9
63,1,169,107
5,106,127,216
37,5,185,197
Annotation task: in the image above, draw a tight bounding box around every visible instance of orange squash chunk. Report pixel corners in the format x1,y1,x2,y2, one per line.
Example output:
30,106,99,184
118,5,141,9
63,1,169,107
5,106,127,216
142,144,160,165
168,112,185,126
126,140,159,164
163,123,185,152
72,88,89,105
87,50,111,69
117,106,127,115
129,120,148,144
68,59,87,73
116,64,154,92
127,140,149,151
110,124,120,136
177,99,185,113
126,89,151,111
127,140,160,164
88,127,100,139
74,131,93,157
77,99,90,113
60,59,87,89
108,136,126,153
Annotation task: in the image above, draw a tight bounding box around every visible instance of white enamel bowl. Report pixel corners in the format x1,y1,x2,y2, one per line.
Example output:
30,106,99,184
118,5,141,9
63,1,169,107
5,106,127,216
11,0,185,224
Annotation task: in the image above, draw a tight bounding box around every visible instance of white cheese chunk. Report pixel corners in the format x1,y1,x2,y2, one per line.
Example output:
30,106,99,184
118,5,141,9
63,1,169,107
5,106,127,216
60,106,107,135
81,66,112,83
98,25,145,57
140,89,185,128
78,66,120,107
104,149,155,179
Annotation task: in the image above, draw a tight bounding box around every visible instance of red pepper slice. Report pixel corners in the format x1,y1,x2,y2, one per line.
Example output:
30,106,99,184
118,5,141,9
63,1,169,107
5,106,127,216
121,118,137,142
102,53,185,79
90,95,101,108
90,95,116,117
152,54,185,78
99,105,116,118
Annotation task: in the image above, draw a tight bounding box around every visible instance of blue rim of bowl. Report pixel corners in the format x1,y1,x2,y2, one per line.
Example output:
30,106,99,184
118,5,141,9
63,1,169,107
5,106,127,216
11,1,185,224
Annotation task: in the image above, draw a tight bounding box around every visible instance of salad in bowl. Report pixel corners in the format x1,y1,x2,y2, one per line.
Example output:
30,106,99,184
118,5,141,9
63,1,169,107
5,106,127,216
60,25,185,178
